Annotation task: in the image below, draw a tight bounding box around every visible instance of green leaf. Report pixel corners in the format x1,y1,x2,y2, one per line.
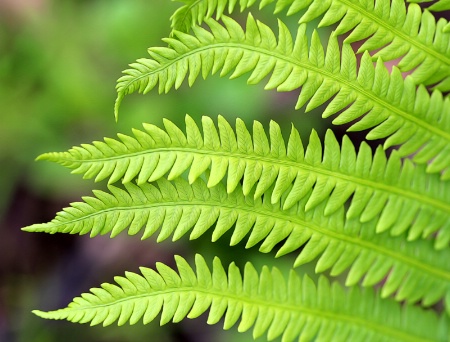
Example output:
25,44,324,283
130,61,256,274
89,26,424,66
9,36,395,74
31,254,448,342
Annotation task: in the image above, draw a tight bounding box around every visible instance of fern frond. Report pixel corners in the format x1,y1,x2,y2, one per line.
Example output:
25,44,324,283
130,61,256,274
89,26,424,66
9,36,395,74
37,115,450,248
116,15,450,177
32,254,448,342
170,0,450,89
22,176,450,308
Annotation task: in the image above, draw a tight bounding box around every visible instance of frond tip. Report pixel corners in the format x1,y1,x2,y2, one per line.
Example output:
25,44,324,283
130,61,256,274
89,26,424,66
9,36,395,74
32,254,448,342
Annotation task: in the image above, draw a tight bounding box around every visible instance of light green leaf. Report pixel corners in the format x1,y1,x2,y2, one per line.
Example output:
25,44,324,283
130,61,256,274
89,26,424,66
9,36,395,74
31,254,448,341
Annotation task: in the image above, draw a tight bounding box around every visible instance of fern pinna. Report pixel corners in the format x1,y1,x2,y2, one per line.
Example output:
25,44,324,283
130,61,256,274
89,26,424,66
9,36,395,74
24,1,450,341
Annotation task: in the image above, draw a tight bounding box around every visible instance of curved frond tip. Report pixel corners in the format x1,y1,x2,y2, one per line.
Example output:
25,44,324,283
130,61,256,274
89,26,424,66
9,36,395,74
116,14,450,177
32,254,448,342
35,115,450,248
22,176,450,308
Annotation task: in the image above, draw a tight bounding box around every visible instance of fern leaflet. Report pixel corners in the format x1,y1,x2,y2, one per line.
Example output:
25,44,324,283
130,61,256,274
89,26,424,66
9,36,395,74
32,254,448,341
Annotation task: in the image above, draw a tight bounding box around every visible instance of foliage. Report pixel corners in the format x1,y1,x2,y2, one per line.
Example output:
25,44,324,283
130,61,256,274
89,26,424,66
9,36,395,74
32,254,447,342
24,0,450,341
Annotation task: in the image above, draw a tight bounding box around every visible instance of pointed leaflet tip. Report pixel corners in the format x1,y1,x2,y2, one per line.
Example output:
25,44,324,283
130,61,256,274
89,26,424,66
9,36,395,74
114,94,124,122
35,153,49,162
21,224,47,233
35,151,70,164
32,310,53,319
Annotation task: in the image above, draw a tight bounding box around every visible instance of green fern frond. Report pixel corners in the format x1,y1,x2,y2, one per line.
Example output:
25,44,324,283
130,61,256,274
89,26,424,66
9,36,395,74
32,254,448,342
22,176,450,308
21,1,450,338
37,115,450,248
170,0,450,88
115,15,450,177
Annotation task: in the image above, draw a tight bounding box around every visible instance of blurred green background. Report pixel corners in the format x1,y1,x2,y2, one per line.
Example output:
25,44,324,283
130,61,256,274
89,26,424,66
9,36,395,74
0,1,337,341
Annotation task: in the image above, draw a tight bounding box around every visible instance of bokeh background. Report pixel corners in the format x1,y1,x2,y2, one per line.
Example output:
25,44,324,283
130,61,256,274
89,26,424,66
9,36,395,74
0,1,341,341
